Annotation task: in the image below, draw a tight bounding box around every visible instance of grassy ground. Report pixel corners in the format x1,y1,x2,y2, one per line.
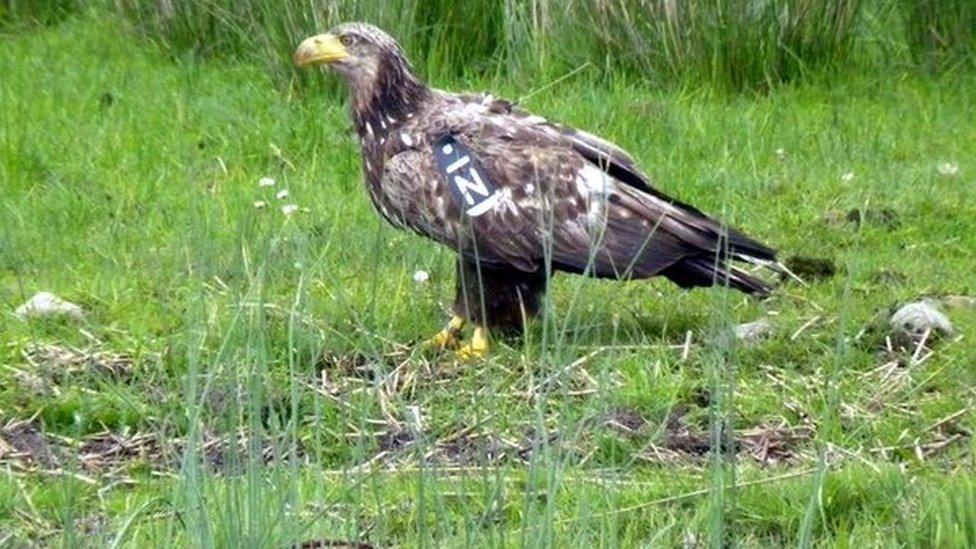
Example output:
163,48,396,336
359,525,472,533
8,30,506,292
2,13,975,548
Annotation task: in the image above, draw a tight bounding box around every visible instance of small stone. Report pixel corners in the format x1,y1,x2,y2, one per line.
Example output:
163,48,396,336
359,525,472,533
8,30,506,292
942,295,976,310
15,292,85,321
889,300,953,345
735,320,773,345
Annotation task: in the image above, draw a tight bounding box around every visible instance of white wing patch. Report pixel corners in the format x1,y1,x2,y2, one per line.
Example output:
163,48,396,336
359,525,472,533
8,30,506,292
576,163,612,227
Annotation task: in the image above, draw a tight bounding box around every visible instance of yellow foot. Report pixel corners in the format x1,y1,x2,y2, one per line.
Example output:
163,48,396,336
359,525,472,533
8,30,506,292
424,315,465,351
427,329,459,350
456,327,489,360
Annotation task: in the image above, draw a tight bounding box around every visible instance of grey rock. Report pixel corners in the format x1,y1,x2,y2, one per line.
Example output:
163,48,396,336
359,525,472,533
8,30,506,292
889,300,953,345
942,295,976,310
15,292,85,321
735,320,773,345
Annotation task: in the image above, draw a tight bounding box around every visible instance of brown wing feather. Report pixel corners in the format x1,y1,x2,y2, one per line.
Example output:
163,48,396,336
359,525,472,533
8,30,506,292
380,94,775,295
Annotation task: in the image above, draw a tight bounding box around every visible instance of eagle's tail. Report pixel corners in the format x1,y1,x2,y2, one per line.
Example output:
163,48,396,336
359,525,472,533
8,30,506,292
659,201,779,297
661,254,774,297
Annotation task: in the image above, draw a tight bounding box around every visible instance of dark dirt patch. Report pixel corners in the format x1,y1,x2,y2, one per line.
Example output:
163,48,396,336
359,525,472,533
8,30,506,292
0,420,58,468
366,423,575,468
362,411,812,469
739,424,814,466
663,430,712,456
295,540,376,549
783,255,836,282
194,430,305,473
662,409,713,456
99,91,115,108
78,431,170,471
689,388,711,408
318,351,371,374
437,433,516,466
606,407,647,436
317,350,406,381
376,429,417,453
845,207,900,229
640,408,811,465
518,427,575,462
1,420,302,476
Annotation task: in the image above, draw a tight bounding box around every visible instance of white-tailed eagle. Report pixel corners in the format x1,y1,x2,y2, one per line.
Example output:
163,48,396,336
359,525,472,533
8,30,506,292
295,23,777,358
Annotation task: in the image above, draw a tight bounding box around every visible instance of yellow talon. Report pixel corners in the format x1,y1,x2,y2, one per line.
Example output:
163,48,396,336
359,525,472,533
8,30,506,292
424,315,465,350
456,326,489,360
428,329,459,350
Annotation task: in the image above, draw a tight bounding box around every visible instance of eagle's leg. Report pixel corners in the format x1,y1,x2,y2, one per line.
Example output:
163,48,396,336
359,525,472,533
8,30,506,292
452,257,546,359
426,315,466,350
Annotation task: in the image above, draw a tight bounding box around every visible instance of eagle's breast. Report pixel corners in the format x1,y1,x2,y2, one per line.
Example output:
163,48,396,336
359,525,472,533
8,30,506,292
356,109,414,228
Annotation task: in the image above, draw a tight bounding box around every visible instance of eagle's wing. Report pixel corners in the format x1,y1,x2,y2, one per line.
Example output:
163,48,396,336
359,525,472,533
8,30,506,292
448,93,656,195
381,146,548,273
381,96,775,294
517,106,775,262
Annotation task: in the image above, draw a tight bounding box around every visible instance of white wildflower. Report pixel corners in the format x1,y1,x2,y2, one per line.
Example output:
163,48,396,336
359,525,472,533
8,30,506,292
937,162,959,176
775,148,786,159
412,270,430,284
253,200,267,209
258,176,276,187
275,189,290,200
281,204,299,216
841,171,855,182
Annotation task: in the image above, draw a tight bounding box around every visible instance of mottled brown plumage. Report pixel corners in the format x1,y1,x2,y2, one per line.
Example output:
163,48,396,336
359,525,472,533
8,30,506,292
296,23,776,342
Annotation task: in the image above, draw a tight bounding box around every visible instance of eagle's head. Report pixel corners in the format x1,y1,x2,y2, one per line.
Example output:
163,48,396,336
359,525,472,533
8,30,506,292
294,23,410,89
295,23,427,125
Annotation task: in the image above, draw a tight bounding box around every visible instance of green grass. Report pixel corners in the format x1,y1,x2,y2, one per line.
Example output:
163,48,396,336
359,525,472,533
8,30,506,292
110,0,976,93
8,1,976,90
0,0,81,27
901,0,976,71
2,12,976,547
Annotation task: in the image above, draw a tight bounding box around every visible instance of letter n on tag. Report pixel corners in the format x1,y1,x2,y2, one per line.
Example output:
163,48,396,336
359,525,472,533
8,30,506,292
433,135,501,217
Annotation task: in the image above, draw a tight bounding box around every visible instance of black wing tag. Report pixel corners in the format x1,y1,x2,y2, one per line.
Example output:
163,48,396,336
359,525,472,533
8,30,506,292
433,135,501,218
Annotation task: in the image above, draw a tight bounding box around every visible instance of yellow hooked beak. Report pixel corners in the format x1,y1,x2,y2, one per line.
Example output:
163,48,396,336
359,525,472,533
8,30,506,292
294,34,349,67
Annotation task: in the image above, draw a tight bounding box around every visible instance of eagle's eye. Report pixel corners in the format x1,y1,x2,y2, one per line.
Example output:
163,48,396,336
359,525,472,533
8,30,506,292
339,34,356,47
